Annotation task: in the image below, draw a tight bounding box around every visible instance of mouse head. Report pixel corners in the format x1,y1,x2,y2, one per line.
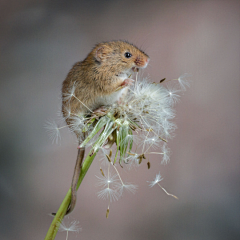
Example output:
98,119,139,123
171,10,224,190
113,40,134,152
92,40,149,73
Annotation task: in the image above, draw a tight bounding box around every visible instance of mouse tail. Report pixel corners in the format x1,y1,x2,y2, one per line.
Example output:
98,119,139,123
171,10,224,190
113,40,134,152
51,146,85,216
65,146,85,215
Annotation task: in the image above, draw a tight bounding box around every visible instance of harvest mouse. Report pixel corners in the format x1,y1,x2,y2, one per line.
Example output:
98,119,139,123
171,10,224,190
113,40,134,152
60,40,149,215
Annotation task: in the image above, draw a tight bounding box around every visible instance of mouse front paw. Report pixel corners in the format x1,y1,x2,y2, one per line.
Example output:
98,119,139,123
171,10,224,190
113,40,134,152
121,78,135,87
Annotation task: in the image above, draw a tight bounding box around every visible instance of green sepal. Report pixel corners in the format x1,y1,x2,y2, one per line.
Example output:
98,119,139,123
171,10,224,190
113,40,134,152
80,116,109,148
128,128,133,153
93,118,117,152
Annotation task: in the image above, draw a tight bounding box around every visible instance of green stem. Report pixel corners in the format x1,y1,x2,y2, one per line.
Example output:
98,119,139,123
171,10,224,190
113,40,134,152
44,151,97,240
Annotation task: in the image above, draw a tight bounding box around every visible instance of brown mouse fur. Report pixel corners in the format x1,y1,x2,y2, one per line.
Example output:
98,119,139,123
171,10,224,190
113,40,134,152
61,40,149,215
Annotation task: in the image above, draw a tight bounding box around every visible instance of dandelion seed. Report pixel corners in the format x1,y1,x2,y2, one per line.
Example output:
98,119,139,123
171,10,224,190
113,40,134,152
97,187,120,202
160,106,175,120
45,119,61,144
124,154,140,170
165,84,180,105
62,105,72,119
98,147,111,166
148,172,178,199
176,73,191,91
116,183,138,195
59,219,81,232
161,144,170,164
69,115,85,132
143,134,161,152
59,218,81,240
162,119,176,139
148,172,163,187
63,83,76,101
96,171,119,188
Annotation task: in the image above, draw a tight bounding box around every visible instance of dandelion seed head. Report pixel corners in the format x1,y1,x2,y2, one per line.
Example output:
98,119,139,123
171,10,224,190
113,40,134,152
48,73,188,209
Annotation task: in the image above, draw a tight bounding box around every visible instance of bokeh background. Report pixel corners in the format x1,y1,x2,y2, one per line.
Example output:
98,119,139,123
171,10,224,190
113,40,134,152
0,0,239,239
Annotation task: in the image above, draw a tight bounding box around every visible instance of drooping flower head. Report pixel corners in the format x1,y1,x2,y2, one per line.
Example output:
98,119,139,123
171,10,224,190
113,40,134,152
46,73,189,216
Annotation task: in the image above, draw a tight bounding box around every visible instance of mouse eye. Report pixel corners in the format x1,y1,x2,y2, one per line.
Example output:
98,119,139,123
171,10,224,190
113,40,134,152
124,52,132,58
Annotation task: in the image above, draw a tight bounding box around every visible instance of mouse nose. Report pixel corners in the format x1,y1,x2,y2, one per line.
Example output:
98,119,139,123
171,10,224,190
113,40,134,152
135,57,150,68
145,58,150,67
142,57,149,68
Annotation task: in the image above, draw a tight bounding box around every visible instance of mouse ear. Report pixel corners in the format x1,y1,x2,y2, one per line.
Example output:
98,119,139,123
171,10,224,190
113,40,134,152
95,46,110,62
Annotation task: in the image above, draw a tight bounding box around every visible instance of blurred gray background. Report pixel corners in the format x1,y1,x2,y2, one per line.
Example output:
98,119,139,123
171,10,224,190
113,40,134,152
0,0,239,239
